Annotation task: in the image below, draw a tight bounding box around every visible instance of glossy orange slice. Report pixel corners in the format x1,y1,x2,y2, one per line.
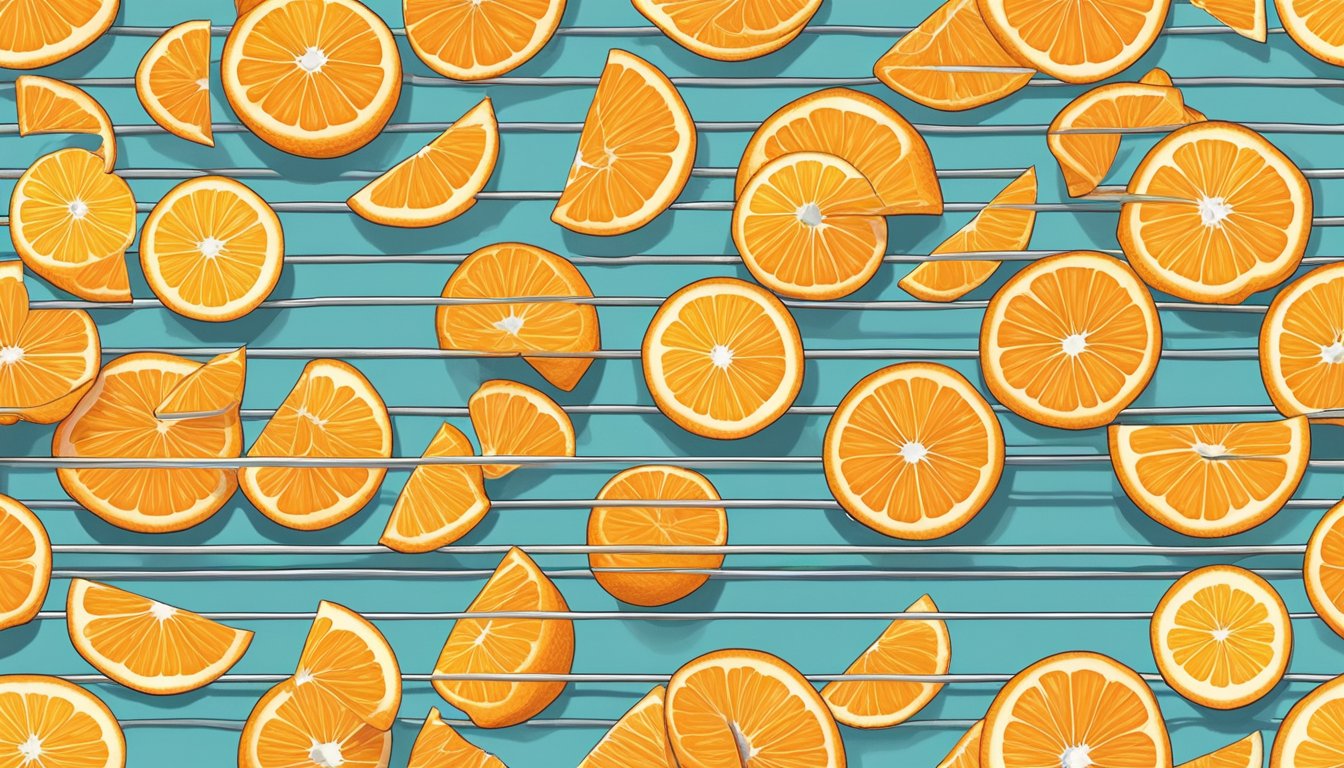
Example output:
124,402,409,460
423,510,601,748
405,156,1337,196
1259,263,1344,425
239,680,391,768
977,0,1170,83
0,676,124,768
1304,500,1344,639
468,379,575,479
633,0,821,60
0,261,99,426
16,75,116,172
578,686,678,768
1179,732,1262,768
408,708,504,768
1277,0,1344,65
937,720,983,768
1272,674,1344,767
379,422,490,553
292,600,402,730
1193,0,1266,42
0,0,118,69
404,0,565,80
154,347,246,420
136,20,214,146
0,494,50,631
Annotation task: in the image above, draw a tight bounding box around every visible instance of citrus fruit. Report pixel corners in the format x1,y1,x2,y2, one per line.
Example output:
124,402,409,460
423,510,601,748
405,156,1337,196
937,720,983,768
633,0,820,60
1303,500,1344,638
1270,673,1344,767
409,707,504,768
65,578,254,695
379,422,490,553
578,686,678,768
1259,262,1344,425
0,260,99,426
732,151,889,300
1151,565,1292,710
821,594,951,728
1119,121,1312,304
552,49,695,235
587,465,727,606
54,352,243,533
436,242,601,391
665,648,846,768
154,347,247,420
135,20,214,146
899,167,1037,302
1193,0,1266,42
0,494,50,631
16,75,116,172
1179,732,1263,768
1277,0,1344,65
433,547,575,728
0,0,118,69
468,379,575,480
0,675,124,768
240,359,392,530
404,0,565,80
292,600,401,730
642,277,804,439
980,251,1162,430
220,0,401,158
977,0,1170,83
239,680,391,768
10,148,135,302
982,651,1171,768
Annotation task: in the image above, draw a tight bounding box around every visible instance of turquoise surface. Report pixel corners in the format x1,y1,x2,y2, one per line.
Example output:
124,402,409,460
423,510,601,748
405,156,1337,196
2,0,1344,765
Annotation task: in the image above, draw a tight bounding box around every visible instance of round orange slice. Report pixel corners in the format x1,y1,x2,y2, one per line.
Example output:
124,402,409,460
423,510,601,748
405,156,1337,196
0,261,100,426
135,20,213,146
1304,500,1344,639
1193,0,1266,42
937,720,983,768
1179,732,1263,768
16,75,116,172
66,578,253,695
54,352,243,533
980,251,1162,430
0,675,124,768
1277,0,1344,65
0,494,50,631
221,0,401,158
587,465,727,606
578,686,678,768
293,600,401,731
552,49,695,235
239,680,391,768
154,346,247,420
633,0,820,60
665,648,846,768
379,422,490,553
468,379,575,480
0,0,118,69
409,707,505,768
1270,671,1344,767
404,0,565,80
977,0,1170,83
1259,263,1344,425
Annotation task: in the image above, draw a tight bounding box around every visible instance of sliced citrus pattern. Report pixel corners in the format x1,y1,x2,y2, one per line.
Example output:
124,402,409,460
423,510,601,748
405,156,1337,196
1304,501,1344,639
977,0,1170,83
404,0,565,80
821,594,951,728
1193,0,1266,42
240,359,392,530
136,20,214,146
66,578,254,695
1270,672,1344,767
0,261,100,426
380,422,490,553
552,49,695,235
16,75,116,172
468,379,575,480
732,151,889,300
409,707,504,768
1179,732,1263,768
587,465,727,606
1277,0,1344,66
239,680,391,768
642,277,804,439
0,675,124,768
220,0,401,158
436,242,601,391
633,0,820,60
579,686,678,768
154,347,247,420
54,352,243,533
0,0,118,69
1259,263,1344,425
1137,69,1209,122
937,720,983,768
292,600,402,730
433,547,575,728
0,494,50,631
1119,121,1312,304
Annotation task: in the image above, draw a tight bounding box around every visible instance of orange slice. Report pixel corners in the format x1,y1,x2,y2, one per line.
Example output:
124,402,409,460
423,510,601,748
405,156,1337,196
0,261,99,426
436,242,601,391
468,379,575,480
240,680,391,768
154,347,247,420
642,277,804,439
552,49,695,235
1179,733,1263,768
977,0,1170,83
982,651,1171,768
433,547,575,728
1303,500,1344,639
409,708,504,768
732,152,889,300
1259,263,1344,425
980,251,1162,430
16,75,116,172
1277,0,1344,65
10,148,135,302
292,600,402,730
0,676,124,768
1151,565,1292,709
0,494,50,631
54,352,243,533
349,98,498,228
136,20,214,146
579,686,678,768
66,578,253,695
1193,0,1266,42
0,0,118,69
587,465,727,606
1119,121,1312,304
824,362,1004,540
379,422,490,553
220,0,401,158
1271,673,1344,767
665,648,846,768
937,720,983,768
633,0,820,60
899,167,1037,302
821,594,951,728
404,0,565,80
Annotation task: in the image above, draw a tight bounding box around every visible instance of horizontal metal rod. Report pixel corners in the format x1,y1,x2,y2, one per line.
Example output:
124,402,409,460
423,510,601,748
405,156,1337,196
0,166,1025,181
28,609,1323,621
45,543,1310,556
113,716,983,731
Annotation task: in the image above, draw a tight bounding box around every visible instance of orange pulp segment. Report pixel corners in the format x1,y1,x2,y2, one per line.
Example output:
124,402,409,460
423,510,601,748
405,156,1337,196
16,75,116,172
1178,732,1263,768
404,0,566,80
1304,500,1344,639
0,0,118,69
1259,262,1344,425
379,422,491,553
0,676,124,768
154,347,247,420
578,686,678,768
293,600,402,730
632,0,821,60
468,379,575,480
409,707,505,768
0,494,51,631
1193,0,1267,42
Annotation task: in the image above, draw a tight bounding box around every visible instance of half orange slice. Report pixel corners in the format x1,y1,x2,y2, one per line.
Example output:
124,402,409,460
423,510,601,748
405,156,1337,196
404,0,565,80
0,260,99,426
977,0,1170,83
1193,0,1266,42
379,422,490,553
293,600,402,730
468,379,575,479
1259,262,1344,425
16,75,116,172
136,20,214,146
633,0,821,60
0,494,50,631
1179,733,1263,768
0,0,117,69
578,686,678,768
239,680,391,768
1303,500,1344,639
154,347,247,420
408,708,504,768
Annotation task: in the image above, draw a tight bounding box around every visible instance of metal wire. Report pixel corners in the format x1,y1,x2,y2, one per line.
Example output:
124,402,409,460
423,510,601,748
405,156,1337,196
42,543,1315,556
27,609,1327,621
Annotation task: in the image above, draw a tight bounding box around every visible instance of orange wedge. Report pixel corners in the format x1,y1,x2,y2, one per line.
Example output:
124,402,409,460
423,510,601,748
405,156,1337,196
899,167,1037,302
436,242,601,391
409,708,504,768
0,261,100,426
154,347,246,420
982,651,1171,768
587,465,727,606
821,594,951,728
1179,733,1263,768
66,578,253,695
10,148,135,302
579,686,678,768
433,547,575,728
1193,0,1266,42
16,75,116,172
1119,121,1312,304
54,352,243,533
981,251,1162,430
633,0,820,60
665,648,846,768
732,151,889,300
136,20,214,146
379,422,490,553
405,0,565,80
1259,263,1344,425
292,600,401,731
221,0,401,158
0,495,50,631
349,98,498,228
1304,500,1344,639
552,49,695,235
937,720,983,768
239,680,391,768
1277,0,1344,65
0,676,124,768
468,379,575,480
1109,417,1309,537
1272,674,1344,767
0,0,118,69
977,0,1170,83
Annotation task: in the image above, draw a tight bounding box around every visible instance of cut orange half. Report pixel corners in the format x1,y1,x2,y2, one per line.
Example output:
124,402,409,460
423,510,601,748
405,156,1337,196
1179,732,1263,768
436,242,601,391
980,251,1162,430
0,494,50,631
578,686,677,768
404,0,565,80
821,594,951,728
552,49,695,235
732,151,889,300
349,98,498,228
66,578,254,695
54,352,243,533
977,0,1170,83
0,676,124,768
1259,263,1344,425
1109,417,1309,537
642,277,804,439
239,680,391,768
433,547,575,728
293,600,402,731
1193,0,1266,42
154,347,247,420
1271,673,1344,767
0,0,118,69
468,379,575,480
379,422,490,553
220,0,401,158
16,75,116,172
937,720,983,768
1277,0,1344,65
633,0,820,60
1119,121,1312,304
409,708,504,768
0,261,99,426
665,648,846,768
1151,565,1292,709
136,20,214,146
1303,500,1344,639
587,465,727,606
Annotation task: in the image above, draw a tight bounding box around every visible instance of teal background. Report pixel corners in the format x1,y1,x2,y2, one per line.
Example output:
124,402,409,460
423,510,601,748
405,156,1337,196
2,0,1344,765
